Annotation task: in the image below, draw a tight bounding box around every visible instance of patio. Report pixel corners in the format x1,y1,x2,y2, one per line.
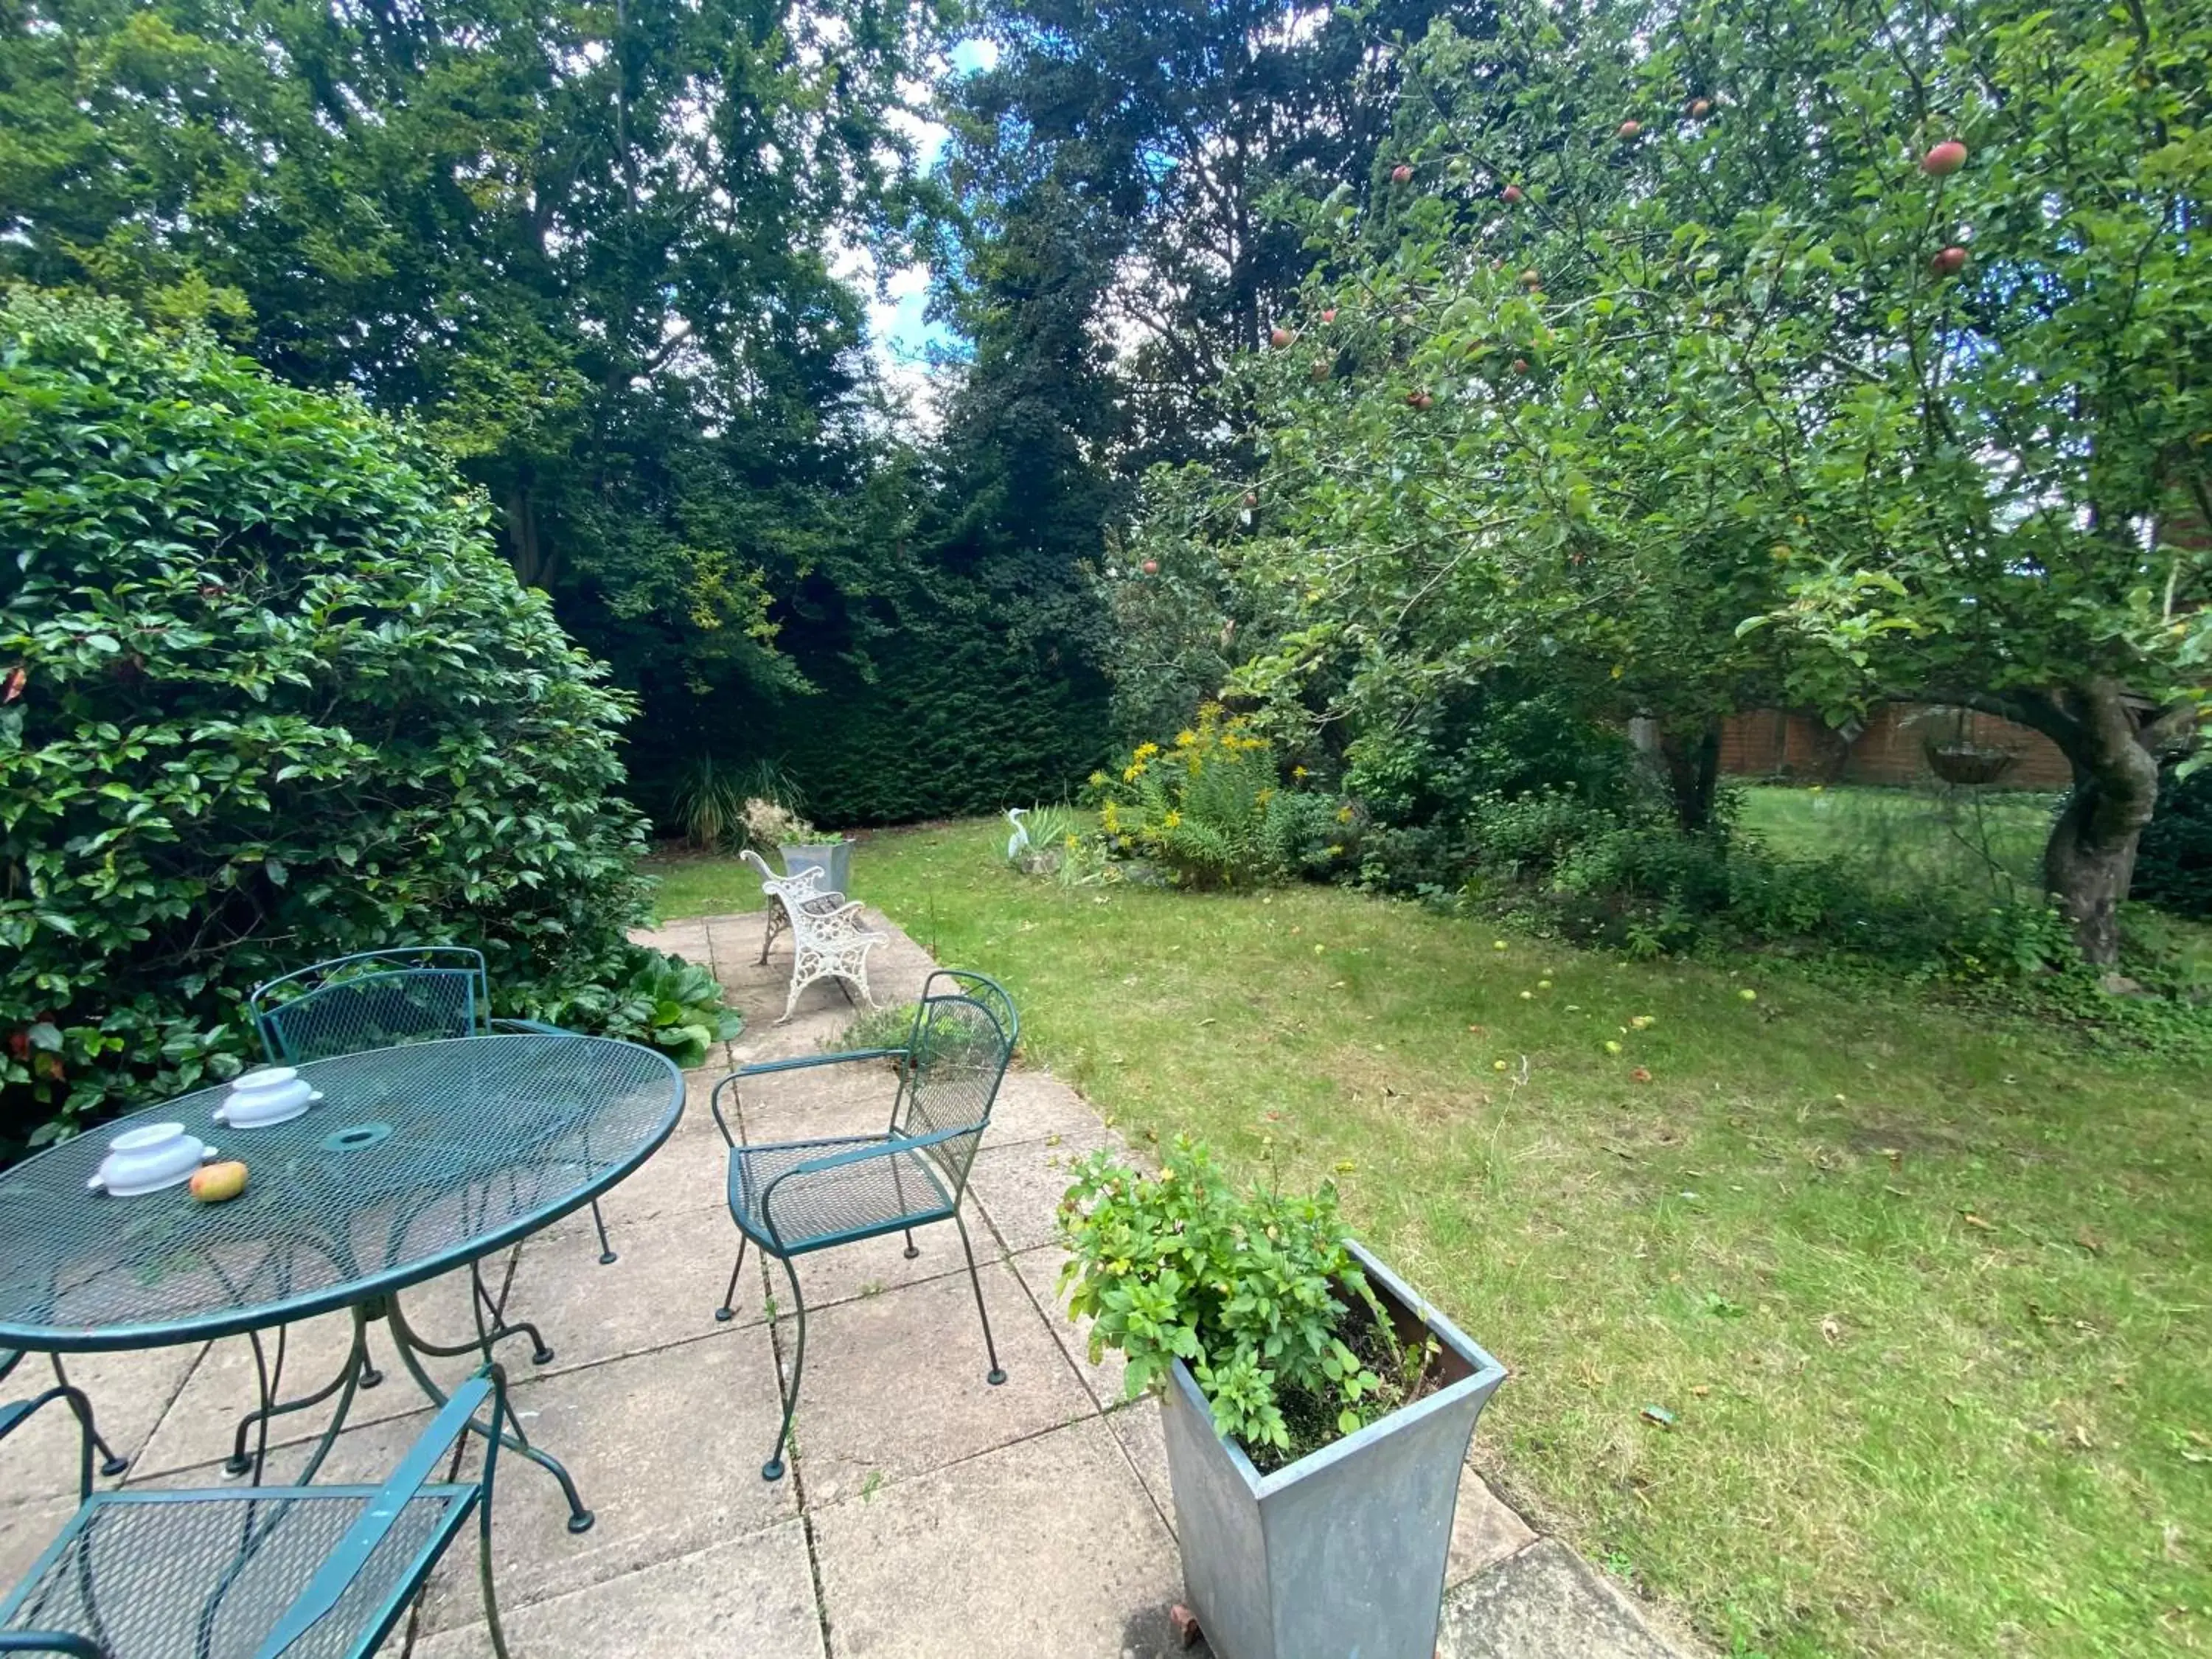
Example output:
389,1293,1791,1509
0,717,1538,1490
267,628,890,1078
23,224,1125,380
0,911,1683,1658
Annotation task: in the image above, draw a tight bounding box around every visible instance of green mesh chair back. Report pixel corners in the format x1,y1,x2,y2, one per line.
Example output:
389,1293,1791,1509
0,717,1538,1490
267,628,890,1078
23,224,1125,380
252,947,490,1065
890,970,1017,1198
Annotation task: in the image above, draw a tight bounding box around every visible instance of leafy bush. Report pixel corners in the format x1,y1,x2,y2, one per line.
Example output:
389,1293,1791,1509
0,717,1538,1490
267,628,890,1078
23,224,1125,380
2135,768,2212,920
1059,1140,1430,1469
528,947,742,1070
1083,705,1351,886
0,293,676,1152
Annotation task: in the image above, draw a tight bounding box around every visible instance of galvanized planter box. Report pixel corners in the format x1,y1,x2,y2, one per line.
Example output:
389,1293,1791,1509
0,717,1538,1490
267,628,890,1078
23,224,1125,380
1158,1239,1506,1659
779,838,852,897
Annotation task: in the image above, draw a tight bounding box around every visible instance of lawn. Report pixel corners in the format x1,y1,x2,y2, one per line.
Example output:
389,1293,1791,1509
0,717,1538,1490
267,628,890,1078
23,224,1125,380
1736,782,2059,898
647,818,2212,1659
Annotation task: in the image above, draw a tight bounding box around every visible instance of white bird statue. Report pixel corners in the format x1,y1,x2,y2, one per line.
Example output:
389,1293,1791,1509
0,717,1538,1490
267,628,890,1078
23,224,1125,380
1005,807,1031,860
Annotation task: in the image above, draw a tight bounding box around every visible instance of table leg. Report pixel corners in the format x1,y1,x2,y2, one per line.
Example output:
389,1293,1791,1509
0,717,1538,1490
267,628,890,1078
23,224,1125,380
386,1290,595,1534
226,1315,370,1478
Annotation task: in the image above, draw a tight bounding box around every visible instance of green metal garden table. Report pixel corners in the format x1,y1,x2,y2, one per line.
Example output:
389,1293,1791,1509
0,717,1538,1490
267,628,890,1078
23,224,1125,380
0,1032,684,1531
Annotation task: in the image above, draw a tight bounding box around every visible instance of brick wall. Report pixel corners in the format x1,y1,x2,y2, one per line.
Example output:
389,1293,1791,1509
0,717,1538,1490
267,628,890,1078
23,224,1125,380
1719,703,2073,790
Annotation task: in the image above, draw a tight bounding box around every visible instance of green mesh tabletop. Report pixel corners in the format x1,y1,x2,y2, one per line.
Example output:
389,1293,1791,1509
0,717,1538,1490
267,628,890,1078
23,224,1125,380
0,1034,683,1354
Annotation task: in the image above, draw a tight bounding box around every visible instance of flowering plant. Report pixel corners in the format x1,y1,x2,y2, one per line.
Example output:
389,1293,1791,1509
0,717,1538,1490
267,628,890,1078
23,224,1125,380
1082,704,1346,886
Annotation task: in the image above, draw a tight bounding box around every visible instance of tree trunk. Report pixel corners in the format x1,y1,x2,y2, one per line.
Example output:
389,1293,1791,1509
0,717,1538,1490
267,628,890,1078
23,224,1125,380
1657,720,1722,835
2041,683,2160,966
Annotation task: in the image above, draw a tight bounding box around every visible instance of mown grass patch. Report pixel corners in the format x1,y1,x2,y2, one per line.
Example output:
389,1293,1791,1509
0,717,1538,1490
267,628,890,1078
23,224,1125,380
646,820,2212,1658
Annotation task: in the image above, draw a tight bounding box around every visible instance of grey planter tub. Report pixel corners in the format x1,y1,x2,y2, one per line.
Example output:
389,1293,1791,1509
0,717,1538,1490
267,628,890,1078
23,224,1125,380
779,838,852,897
1159,1239,1507,1659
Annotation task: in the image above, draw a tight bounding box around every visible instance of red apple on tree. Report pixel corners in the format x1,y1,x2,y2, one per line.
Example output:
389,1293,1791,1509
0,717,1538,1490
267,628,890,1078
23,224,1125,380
1242,492,1259,508
1309,358,1331,381
1407,389,1434,411
1931,245,1968,275
1390,163,1413,184
1320,307,1337,324
1501,184,1524,204
1921,139,1968,175
1269,325,1296,348
1141,559,1159,574
1688,97,1712,119
1520,268,1543,288
1618,119,1642,138
1512,358,1530,375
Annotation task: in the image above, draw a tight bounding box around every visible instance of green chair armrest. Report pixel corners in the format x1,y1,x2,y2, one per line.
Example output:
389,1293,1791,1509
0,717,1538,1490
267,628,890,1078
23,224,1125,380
707,1050,906,1146
251,1372,501,1659
734,1049,905,1079
0,1386,96,1502
0,1633,102,1656
490,1018,566,1035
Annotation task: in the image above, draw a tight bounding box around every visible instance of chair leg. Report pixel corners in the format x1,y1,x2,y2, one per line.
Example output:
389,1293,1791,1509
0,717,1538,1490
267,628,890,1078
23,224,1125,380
714,1237,750,1324
954,1212,1006,1386
902,1227,919,1260
589,1200,616,1266
762,1253,806,1481
479,1475,512,1659
47,1357,127,1478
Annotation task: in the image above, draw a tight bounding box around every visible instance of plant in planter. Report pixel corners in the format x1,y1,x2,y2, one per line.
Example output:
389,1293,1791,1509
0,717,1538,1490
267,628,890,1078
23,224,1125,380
742,796,853,895
1058,1141,1506,1659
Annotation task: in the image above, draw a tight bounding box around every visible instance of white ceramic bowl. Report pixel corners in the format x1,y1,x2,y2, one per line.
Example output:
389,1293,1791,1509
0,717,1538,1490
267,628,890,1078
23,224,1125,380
88,1124,216,1197
214,1066,320,1129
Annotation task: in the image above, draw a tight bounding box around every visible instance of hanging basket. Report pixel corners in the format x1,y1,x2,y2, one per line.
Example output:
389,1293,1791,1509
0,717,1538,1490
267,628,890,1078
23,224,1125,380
1925,742,2017,787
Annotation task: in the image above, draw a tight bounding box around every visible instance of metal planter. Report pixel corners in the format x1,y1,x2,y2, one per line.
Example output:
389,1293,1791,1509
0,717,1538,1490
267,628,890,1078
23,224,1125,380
779,838,852,897
1159,1239,1506,1659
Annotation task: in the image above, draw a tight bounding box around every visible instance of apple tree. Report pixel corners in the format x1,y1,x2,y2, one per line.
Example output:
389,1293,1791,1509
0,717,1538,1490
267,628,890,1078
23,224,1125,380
1222,0,2212,959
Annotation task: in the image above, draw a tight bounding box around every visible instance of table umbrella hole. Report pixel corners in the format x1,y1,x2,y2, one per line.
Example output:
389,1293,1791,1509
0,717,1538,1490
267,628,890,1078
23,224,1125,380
321,1122,394,1152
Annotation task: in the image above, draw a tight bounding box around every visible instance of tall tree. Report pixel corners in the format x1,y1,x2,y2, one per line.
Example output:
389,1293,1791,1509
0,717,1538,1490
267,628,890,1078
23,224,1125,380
0,0,946,704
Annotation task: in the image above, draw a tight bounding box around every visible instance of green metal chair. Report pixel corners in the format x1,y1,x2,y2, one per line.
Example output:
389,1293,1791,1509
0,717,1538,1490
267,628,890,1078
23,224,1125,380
0,1366,515,1658
250,946,617,1267
0,1355,123,1480
708,969,1018,1481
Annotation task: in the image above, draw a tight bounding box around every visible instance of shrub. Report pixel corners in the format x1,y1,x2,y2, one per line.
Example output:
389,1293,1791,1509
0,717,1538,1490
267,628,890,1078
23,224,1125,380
529,947,742,1070
2135,767,2212,920
1057,1139,1431,1470
0,293,669,1152
1083,704,1350,886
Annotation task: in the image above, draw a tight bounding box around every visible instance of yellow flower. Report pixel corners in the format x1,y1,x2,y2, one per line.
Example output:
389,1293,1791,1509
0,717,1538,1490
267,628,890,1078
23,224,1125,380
1335,806,1354,823
1163,810,1182,828
1088,771,1106,787
1256,787,1275,806
1123,762,1147,782
1101,803,1121,832
1135,742,1161,760
1292,765,1308,779
1175,729,1197,748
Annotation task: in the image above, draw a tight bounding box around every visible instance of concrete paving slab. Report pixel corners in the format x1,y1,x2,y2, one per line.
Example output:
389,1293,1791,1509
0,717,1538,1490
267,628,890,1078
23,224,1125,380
811,1415,1188,1659
1437,1539,1679,1659
725,1059,905,1147
776,1259,1092,1506
1447,1462,1540,1588
584,1121,725,1225
0,1340,203,1500
1103,1398,1175,1540
418,1518,824,1659
420,1318,797,1630
128,1268,495,1478
512,1201,769,1364
1009,1245,1128,1411
774,1214,1006,1315
987,1070,1113,1148
0,1492,80,1592
964,1133,1122,1254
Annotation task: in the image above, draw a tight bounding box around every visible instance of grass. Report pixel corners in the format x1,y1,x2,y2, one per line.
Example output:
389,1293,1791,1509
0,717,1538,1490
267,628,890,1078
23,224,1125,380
1736,782,2059,898
645,813,2212,1659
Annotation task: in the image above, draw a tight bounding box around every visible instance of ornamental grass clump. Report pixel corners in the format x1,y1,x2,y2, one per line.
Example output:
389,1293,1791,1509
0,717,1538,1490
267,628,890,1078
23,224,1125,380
1057,1138,1434,1470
